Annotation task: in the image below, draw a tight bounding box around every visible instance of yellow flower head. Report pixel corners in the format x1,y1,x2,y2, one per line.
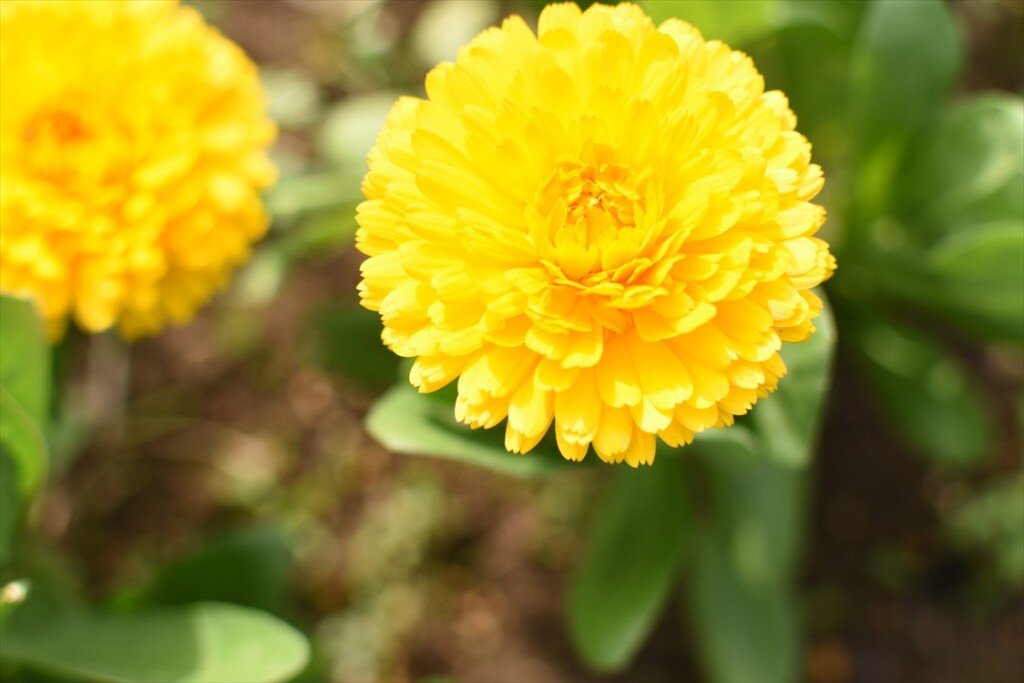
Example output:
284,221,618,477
356,2,835,466
0,0,276,339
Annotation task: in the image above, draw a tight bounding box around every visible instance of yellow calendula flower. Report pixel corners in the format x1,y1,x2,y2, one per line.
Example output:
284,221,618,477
357,2,835,466
0,0,276,339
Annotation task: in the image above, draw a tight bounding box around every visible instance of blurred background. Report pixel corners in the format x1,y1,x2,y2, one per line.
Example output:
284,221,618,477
24,1,1023,682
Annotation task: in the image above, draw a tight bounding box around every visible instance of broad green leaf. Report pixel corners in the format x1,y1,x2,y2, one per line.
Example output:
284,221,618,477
365,385,571,477
749,17,854,158
0,447,19,569
926,222,1024,343
848,312,991,464
901,96,1024,243
2,596,309,683
687,526,801,683
641,0,778,46
568,455,688,672
311,305,399,391
0,296,50,497
748,300,835,466
0,296,49,423
849,0,962,154
700,440,809,586
143,527,293,616
684,434,808,683
847,235,1024,345
0,389,46,498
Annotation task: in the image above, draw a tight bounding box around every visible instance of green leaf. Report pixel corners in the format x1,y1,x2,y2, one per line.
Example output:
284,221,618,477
143,527,294,616
701,439,809,586
0,296,50,424
0,296,49,498
2,595,309,683
849,0,962,154
365,385,571,477
0,390,47,500
687,526,801,683
641,0,778,46
0,447,19,569
747,299,835,466
684,434,807,683
926,222,1024,343
568,455,688,672
310,304,400,391
847,313,991,464
901,96,1024,243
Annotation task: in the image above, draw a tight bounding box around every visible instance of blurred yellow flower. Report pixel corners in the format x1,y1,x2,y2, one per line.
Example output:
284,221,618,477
0,0,276,339
357,2,834,466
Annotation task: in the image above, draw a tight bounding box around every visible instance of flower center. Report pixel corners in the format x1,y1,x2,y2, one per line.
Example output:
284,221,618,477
531,158,658,284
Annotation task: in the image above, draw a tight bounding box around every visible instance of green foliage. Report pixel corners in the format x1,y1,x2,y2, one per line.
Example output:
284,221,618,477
0,446,19,569
842,307,990,464
2,593,309,683
900,96,1024,243
641,0,778,45
568,455,688,672
0,296,50,498
849,0,962,158
365,385,572,477
828,0,1023,467
687,515,801,683
946,473,1024,588
141,527,295,616
311,304,400,392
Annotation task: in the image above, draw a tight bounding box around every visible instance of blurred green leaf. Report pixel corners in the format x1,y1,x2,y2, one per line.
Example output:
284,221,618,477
946,473,1024,587
846,311,991,464
266,171,363,221
0,296,49,424
926,222,1024,343
2,595,309,683
143,527,293,616
317,92,399,172
311,304,399,391
275,205,359,264
901,96,1024,243
0,296,49,497
846,231,1024,345
0,447,19,569
568,455,688,672
684,432,807,683
703,437,809,585
641,0,778,46
365,385,571,477
748,298,836,466
687,524,801,683
849,0,962,154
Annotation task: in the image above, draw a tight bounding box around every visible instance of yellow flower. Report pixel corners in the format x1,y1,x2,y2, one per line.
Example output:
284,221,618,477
0,0,276,339
356,2,835,466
